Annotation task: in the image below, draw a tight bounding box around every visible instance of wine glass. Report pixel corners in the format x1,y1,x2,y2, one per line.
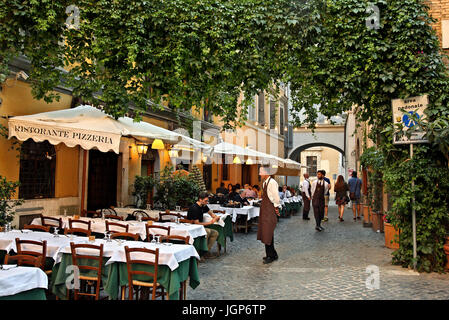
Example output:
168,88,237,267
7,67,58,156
53,227,59,237
150,235,157,244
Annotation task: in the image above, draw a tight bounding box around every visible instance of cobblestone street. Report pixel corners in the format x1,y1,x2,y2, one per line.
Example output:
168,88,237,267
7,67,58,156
189,204,449,300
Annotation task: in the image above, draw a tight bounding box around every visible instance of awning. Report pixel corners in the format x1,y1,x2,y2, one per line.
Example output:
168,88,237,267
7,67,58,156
211,141,302,176
8,105,210,154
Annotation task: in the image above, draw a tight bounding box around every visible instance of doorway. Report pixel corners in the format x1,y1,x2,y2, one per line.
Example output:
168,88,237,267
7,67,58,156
241,164,251,186
87,150,118,211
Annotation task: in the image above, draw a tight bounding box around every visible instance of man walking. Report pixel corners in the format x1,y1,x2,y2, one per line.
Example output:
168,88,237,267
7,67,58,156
322,170,331,223
301,173,311,220
347,171,363,221
311,170,330,232
257,166,281,264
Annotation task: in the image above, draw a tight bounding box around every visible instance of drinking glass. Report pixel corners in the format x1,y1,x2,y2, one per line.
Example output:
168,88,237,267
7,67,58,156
53,227,59,237
176,206,181,212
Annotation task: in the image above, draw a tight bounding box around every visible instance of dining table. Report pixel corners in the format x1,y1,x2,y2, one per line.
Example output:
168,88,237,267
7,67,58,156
0,265,48,300
0,229,201,300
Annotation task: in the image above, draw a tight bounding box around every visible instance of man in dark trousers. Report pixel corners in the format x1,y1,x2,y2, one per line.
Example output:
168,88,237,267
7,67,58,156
257,166,281,264
301,173,311,220
311,170,330,232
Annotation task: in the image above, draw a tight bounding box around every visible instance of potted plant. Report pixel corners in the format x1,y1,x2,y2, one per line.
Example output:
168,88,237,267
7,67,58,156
0,176,23,229
132,175,155,209
383,213,400,249
443,234,449,271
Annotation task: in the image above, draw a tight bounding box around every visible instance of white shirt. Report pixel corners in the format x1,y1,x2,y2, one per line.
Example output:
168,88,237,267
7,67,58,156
301,179,311,198
311,179,330,198
263,177,281,208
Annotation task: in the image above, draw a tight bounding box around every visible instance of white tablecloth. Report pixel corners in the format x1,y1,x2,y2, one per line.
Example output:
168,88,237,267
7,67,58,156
31,216,207,244
200,205,259,223
55,238,199,271
0,230,87,261
0,266,48,297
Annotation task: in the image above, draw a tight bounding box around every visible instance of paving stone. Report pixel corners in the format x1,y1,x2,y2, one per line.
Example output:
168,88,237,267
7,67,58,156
188,205,449,300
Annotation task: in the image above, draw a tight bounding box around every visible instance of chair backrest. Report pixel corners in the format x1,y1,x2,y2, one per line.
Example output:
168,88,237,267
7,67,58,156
64,227,92,237
40,215,63,229
4,254,43,268
15,238,47,269
23,224,51,233
104,215,124,221
179,218,195,224
70,242,104,279
141,216,158,222
110,232,139,241
145,225,170,242
133,210,149,219
101,208,118,216
69,219,92,231
160,235,190,244
159,212,181,222
82,210,101,218
105,221,129,233
124,246,159,300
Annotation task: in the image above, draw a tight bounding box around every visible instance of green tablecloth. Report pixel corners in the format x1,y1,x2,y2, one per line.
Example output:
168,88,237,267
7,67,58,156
193,236,208,254
0,288,46,300
206,215,234,248
51,253,200,300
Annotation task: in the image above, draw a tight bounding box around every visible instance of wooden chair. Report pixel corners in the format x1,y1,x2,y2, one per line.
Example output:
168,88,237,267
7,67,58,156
160,235,190,244
104,215,124,221
179,218,195,224
145,225,170,242
40,215,63,231
4,254,43,267
141,216,159,222
15,238,47,272
70,243,104,300
65,219,92,237
159,212,182,222
105,221,129,234
124,246,168,300
133,210,150,220
82,210,101,218
102,208,118,216
110,232,140,241
23,224,51,233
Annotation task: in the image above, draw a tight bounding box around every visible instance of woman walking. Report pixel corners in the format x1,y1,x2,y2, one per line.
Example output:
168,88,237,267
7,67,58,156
334,175,349,222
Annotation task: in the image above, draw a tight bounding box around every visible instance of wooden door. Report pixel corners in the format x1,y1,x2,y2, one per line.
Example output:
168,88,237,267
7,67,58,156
87,150,118,211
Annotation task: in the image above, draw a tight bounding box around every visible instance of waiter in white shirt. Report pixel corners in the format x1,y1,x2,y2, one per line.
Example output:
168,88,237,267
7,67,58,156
257,166,281,264
301,173,311,220
311,170,330,232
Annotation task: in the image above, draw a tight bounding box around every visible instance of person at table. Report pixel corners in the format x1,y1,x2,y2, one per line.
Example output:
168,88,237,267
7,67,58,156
253,185,262,198
187,192,220,258
227,185,239,202
241,184,256,199
282,185,292,199
216,182,228,196
233,189,250,206
227,183,234,195
257,166,281,264
278,186,285,200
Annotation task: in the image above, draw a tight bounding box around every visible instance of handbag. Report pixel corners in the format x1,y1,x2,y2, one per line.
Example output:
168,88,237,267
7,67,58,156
349,179,359,200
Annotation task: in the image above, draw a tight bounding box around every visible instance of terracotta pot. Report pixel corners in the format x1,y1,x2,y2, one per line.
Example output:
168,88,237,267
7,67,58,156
363,205,372,228
443,237,449,271
384,222,400,249
372,211,383,233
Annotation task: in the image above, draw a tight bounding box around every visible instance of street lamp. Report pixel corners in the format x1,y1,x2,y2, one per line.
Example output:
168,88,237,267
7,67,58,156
151,139,165,150
136,143,148,155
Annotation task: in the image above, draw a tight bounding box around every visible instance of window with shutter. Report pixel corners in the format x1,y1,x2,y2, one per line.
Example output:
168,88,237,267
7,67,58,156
270,100,276,129
257,92,265,125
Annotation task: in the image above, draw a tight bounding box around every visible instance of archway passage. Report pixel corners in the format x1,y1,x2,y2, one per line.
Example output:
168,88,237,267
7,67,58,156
289,143,345,163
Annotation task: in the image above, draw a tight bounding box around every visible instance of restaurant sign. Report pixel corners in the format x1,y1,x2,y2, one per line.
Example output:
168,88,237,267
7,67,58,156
8,120,121,153
391,95,429,145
